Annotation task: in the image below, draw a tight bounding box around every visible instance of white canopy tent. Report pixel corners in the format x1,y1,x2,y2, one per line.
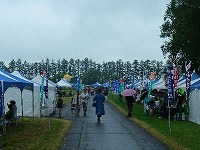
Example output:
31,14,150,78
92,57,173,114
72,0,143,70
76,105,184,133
189,90,200,124
57,78,72,88
11,71,41,117
31,74,56,116
152,75,167,90
0,68,34,118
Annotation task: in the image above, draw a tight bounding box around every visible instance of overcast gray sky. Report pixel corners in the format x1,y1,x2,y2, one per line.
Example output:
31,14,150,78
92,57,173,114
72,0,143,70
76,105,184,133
0,0,170,65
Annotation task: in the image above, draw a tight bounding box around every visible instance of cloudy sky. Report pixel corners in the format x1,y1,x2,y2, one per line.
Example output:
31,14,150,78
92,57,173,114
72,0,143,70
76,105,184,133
0,0,170,65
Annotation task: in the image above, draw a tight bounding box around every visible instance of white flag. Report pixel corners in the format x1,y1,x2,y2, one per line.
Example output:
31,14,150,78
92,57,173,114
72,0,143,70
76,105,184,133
185,61,191,71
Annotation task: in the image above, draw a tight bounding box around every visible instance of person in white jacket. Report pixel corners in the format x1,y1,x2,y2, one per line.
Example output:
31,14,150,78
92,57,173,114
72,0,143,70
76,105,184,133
80,89,89,116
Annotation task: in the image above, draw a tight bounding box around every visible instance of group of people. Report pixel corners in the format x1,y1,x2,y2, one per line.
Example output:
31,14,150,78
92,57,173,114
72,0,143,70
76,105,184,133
141,88,186,120
57,88,106,123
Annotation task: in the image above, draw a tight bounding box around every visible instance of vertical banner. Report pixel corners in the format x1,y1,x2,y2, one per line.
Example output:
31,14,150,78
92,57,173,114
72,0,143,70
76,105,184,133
45,62,49,99
173,66,178,89
147,72,155,102
76,78,80,91
142,70,147,89
167,66,174,133
167,67,174,102
131,74,134,89
40,70,46,102
119,78,123,94
115,80,119,93
185,61,191,92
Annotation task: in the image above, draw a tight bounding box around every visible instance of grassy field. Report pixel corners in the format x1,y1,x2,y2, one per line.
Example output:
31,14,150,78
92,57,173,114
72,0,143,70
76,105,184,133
0,96,73,150
109,94,200,150
1,117,72,150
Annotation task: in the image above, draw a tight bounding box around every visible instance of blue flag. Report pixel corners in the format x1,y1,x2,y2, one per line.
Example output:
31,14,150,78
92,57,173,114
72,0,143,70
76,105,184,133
167,67,174,101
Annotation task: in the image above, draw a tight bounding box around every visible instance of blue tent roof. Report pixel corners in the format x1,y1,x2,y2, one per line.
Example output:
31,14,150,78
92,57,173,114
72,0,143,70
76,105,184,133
101,82,110,88
92,82,101,88
178,75,186,82
190,79,200,92
191,72,199,80
0,68,34,92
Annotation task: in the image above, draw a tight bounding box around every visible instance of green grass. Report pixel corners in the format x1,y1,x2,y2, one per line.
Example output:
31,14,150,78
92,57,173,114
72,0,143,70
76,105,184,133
109,94,200,150
1,117,72,150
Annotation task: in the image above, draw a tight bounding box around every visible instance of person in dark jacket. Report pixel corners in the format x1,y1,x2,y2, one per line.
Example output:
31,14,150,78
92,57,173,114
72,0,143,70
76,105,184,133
57,97,63,117
125,96,134,117
5,104,14,120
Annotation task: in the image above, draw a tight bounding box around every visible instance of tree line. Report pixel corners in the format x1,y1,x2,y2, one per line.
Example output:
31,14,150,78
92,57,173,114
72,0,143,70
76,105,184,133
0,58,165,85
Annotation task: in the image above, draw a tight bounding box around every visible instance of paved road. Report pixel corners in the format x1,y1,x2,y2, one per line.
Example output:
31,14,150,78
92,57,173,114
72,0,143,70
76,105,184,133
57,96,170,150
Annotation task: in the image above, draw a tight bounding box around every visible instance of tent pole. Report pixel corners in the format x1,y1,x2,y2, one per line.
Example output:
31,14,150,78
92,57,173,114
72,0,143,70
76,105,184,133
1,81,6,133
168,98,171,133
32,90,34,118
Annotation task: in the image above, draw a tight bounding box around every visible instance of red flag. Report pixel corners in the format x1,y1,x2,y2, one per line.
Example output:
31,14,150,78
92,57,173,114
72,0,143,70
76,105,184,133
173,66,178,88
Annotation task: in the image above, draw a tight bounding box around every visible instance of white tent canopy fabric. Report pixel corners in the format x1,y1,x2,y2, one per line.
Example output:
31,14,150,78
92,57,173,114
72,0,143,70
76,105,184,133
152,75,167,90
31,74,56,116
57,78,72,87
189,90,200,124
11,71,41,117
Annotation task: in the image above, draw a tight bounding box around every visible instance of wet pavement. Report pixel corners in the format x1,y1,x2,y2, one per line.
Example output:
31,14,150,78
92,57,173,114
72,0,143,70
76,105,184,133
56,96,170,150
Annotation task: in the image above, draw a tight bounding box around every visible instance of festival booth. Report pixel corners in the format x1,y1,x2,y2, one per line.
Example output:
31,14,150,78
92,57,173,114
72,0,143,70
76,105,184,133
57,78,73,88
31,74,56,116
11,71,41,117
0,68,34,119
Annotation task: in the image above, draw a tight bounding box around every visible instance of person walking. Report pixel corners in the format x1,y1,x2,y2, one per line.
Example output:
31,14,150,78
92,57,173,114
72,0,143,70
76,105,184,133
125,95,134,117
93,88,105,123
74,91,81,116
122,86,135,117
57,97,63,117
80,89,89,116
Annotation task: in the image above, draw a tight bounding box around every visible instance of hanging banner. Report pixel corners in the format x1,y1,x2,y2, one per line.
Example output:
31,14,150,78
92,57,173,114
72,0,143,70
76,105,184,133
167,67,174,101
173,66,178,89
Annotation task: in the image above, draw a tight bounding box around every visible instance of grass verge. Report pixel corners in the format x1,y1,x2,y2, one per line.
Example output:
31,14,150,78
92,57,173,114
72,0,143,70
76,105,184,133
1,117,72,150
109,94,200,150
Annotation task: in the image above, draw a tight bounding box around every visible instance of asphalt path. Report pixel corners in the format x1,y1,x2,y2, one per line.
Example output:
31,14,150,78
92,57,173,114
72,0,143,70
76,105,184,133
57,96,170,150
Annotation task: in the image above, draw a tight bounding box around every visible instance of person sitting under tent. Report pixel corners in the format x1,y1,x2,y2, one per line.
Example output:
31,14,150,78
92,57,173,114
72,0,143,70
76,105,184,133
5,104,14,120
10,100,17,119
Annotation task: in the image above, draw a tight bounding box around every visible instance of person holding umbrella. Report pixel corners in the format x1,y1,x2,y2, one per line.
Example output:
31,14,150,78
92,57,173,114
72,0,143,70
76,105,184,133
122,85,136,117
